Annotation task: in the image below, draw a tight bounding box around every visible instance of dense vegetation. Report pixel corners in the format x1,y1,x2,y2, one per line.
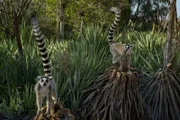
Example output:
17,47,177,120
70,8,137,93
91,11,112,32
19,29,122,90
1,25,177,115
0,0,180,119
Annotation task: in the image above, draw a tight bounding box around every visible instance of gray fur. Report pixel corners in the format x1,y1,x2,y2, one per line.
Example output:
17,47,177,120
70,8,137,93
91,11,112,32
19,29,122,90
35,76,57,115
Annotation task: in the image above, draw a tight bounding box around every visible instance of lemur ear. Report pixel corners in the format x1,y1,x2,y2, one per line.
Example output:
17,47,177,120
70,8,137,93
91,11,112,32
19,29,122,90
37,76,41,81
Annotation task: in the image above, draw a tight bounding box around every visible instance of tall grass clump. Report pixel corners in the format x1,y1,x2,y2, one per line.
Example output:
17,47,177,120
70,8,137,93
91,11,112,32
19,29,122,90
0,26,41,114
50,25,111,113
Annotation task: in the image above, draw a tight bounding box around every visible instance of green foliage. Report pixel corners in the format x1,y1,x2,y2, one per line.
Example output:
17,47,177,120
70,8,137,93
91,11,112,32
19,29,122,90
0,0,169,41
0,40,39,113
0,25,111,115
1,24,180,119
51,25,111,111
131,0,169,31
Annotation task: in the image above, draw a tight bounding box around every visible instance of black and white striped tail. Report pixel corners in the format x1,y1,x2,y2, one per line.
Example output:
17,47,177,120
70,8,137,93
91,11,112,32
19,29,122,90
31,15,52,80
108,7,121,45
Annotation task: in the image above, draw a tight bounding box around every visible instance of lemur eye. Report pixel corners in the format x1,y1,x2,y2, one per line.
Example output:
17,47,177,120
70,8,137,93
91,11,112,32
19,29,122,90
41,80,44,83
46,80,49,83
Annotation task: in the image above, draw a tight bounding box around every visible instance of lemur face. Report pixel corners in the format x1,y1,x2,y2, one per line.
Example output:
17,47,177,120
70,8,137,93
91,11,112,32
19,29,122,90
37,76,50,87
124,44,132,51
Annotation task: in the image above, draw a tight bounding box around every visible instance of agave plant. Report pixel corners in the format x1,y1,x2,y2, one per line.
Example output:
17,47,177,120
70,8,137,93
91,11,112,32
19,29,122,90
141,63,180,120
140,47,180,120
141,1,180,120
51,25,111,113
79,65,150,120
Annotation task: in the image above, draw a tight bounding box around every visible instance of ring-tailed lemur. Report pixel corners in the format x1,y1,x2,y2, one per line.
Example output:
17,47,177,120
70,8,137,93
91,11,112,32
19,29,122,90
108,7,132,66
31,15,57,115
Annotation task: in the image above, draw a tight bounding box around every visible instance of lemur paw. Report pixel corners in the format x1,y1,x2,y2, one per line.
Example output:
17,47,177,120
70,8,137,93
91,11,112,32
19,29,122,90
45,111,50,117
54,100,57,104
37,110,42,115
116,72,121,79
